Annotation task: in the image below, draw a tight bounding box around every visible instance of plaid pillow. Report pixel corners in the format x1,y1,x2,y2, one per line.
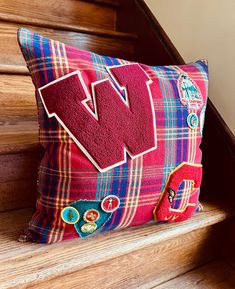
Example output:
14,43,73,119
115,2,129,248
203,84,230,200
18,28,208,243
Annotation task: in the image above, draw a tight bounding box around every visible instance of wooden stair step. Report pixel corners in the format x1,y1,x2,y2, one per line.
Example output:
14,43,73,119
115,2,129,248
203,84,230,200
0,76,38,212
0,133,39,155
0,75,37,118
0,22,136,75
0,0,117,31
0,72,39,212
0,119,37,134
0,118,39,153
153,260,235,289
0,202,233,289
0,79,37,160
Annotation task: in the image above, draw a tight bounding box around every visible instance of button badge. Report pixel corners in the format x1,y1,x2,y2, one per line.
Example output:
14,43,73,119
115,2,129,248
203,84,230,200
187,113,199,130
101,195,120,213
61,206,80,224
83,209,100,222
81,222,97,233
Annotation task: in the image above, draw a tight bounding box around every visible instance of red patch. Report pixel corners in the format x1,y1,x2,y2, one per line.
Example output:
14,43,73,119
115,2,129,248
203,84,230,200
39,64,157,172
153,162,202,222
83,209,100,222
101,195,120,213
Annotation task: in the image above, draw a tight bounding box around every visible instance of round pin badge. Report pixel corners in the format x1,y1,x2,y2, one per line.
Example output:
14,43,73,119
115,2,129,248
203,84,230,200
101,195,120,213
81,222,97,233
187,113,199,130
61,206,80,224
83,209,100,222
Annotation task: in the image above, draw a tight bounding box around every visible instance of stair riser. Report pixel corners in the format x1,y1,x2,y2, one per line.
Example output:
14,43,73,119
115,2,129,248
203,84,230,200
0,152,37,212
0,23,135,75
0,180,36,212
222,219,235,263
25,223,226,289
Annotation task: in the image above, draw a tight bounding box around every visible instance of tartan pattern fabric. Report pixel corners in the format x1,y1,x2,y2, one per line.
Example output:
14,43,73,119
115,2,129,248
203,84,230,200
18,28,208,243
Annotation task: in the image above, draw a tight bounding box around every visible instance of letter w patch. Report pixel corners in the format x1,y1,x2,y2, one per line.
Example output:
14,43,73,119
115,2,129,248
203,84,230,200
39,64,157,172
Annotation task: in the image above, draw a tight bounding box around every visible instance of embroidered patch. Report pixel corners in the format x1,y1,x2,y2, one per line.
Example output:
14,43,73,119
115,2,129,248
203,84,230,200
83,209,100,222
101,195,120,213
61,206,80,224
39,64,157,173
81,222,97,233
178,74,203,110
187,113,199,130
62,200,113,238
170,180,194,210
153,162,202,222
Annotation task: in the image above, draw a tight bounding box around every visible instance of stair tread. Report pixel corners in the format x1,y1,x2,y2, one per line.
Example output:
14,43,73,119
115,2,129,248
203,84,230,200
0,75,39,156
0,22,136,75
0,20,137,40
0,0,117,31
0,202,233,288
153,260,235,289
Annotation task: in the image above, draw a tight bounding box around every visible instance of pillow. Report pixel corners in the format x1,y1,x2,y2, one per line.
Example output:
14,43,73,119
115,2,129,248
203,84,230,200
17,28,208,243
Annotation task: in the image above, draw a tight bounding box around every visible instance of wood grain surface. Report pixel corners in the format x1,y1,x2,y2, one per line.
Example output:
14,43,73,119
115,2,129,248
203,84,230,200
0,203,232,289
154,261,235,289
0,74,36,117
0,70,40,212
0,22,136,74
0,132,40,154
0,0,116,30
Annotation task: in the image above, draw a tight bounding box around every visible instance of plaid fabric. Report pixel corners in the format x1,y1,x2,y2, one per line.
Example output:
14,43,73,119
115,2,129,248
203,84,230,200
18,28,208,243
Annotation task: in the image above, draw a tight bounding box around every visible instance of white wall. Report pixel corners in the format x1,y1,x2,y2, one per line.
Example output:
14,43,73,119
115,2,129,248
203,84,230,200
145,0,235,134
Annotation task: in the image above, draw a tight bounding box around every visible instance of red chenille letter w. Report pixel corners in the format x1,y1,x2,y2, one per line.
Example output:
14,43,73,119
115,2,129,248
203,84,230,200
39,64,157,172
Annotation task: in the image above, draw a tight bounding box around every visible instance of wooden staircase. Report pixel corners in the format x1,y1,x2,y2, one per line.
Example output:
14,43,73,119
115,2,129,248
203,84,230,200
0,0,234,288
